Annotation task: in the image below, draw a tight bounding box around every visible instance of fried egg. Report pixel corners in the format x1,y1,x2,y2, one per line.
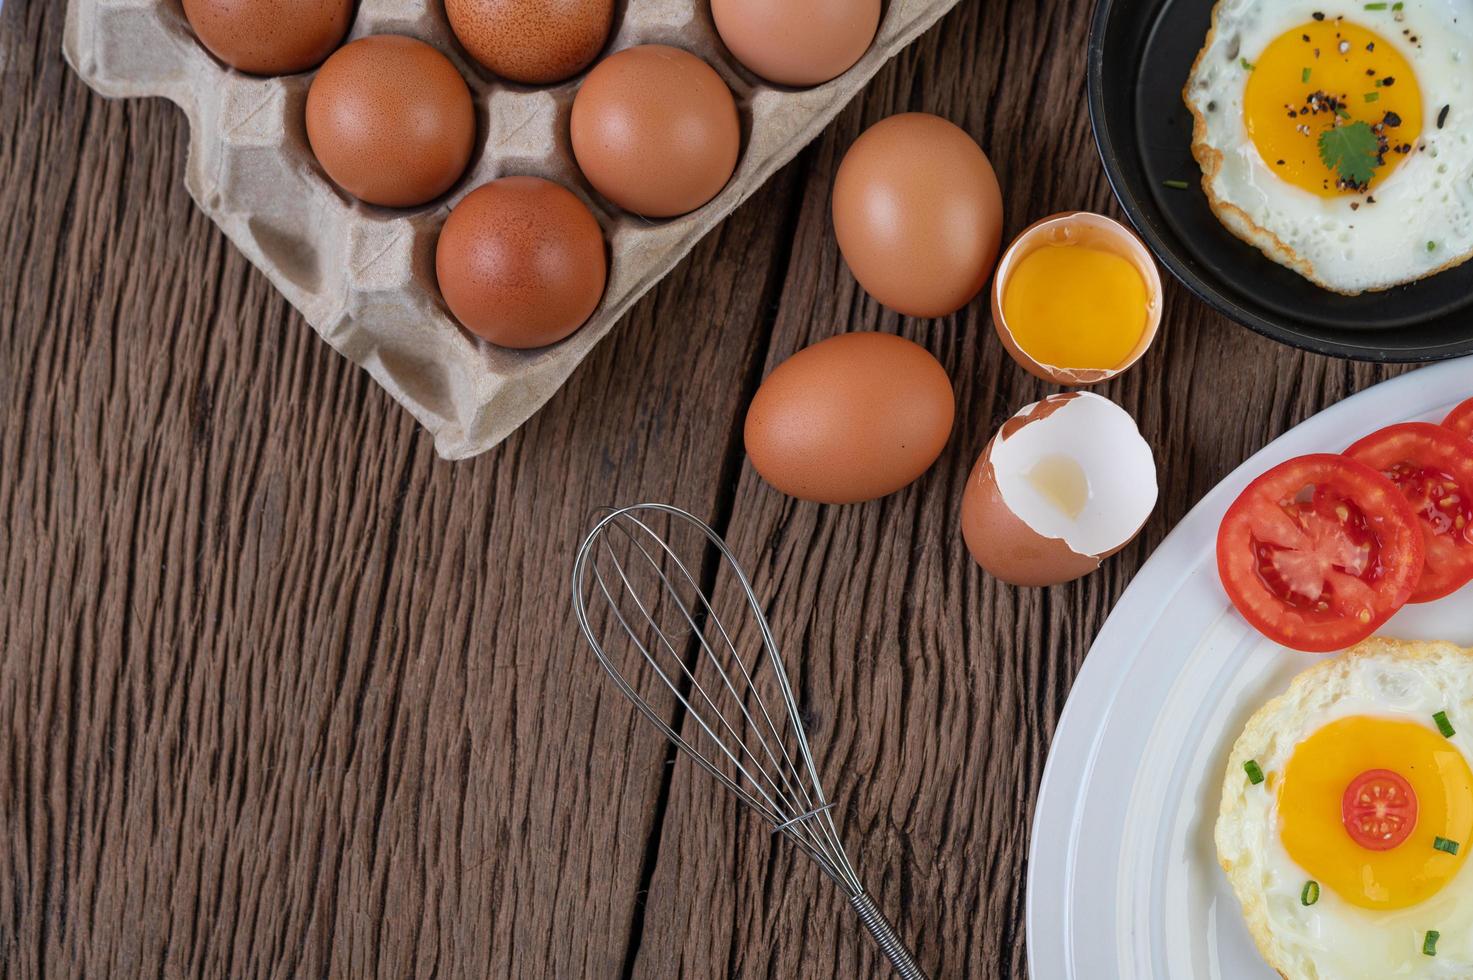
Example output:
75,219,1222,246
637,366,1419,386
1186,1,1473,294
1218,638,1473,978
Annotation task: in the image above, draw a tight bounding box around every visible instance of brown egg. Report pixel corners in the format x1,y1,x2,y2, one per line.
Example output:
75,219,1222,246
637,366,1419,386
183,0,352,75
570,45,741,218
960,393,1157,587
710,0,880,87
446,0,613,85
305,36,475,208
744,332,954,504
832,112,1004,318
435,177,607,349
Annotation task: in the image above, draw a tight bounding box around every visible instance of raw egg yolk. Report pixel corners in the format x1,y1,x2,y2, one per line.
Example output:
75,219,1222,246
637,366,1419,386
1244,18,1422,197
1279,716,1473,910
1000,242,1148,371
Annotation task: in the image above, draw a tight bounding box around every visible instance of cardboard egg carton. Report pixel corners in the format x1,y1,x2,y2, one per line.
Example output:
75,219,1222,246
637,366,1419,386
63,0,960,459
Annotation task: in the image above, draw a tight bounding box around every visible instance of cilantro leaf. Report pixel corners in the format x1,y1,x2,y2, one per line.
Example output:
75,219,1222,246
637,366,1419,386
1318,121,1380,188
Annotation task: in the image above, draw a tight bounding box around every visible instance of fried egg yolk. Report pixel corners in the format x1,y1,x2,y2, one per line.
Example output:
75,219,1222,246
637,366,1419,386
1244,18,1422,197
1279,716,1473,910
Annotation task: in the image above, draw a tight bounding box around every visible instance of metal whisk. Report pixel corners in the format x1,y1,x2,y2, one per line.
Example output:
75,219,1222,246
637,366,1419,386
571,503,927,980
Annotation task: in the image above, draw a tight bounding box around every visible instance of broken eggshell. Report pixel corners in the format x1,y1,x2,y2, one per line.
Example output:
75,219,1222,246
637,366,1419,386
991,212,1162,386
961,392,1157,587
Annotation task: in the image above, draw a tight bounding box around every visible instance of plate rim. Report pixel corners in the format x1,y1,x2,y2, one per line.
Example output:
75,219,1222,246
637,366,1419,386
1024,357,1473,979
1085,0,1473,364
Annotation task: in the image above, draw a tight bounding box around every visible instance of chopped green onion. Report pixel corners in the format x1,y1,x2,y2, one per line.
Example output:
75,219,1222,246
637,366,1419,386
1163,179,1190,190
1245,760,1266,785
1241,57,1256,71
1302,67,1313,83
1435,710,1456,737
1301,880,1320,906
1365,2,1388,9
1425,931,1441,956
1394,2,1405,8
1364,91,1381,103
1429,241,1439,252
1434,836,1460,855
1337,108,1352,119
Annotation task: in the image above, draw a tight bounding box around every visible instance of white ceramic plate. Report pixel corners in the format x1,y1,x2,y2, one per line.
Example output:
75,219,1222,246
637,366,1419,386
1026,359,1473,980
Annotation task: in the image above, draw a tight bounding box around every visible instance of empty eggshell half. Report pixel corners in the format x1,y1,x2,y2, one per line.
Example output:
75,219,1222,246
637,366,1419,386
991,212,1162,386
961,392,1157,587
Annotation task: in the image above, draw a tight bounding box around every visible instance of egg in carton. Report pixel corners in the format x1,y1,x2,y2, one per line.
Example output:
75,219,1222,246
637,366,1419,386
62,0,962,459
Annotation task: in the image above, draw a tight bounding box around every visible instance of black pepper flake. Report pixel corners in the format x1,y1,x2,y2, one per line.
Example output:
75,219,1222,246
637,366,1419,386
1313,10,1326,19
1277,159,1286,165
1439,104,1451,129
1382,76,1395,86
1384,110,1403,127
1303,33,1311,41
1351,202,1360,210
1366,42,1376,51
1367,195,1377,204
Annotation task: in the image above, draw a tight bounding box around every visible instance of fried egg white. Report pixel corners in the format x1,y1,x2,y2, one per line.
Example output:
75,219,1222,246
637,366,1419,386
1186,0,1473,294
1218,638,1473,979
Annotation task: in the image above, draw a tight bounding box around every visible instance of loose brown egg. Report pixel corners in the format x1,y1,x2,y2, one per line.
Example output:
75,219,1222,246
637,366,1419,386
570,45,741,218
183,0,352,75
306,36,475,208
446,0,613,85
744,332,954,504
435,177,607,349
710,0,880,87
832,112,1004,318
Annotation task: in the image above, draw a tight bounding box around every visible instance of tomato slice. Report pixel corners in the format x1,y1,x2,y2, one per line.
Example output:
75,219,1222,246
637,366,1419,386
1342,769,1418,851
1346,422,1473,602
1446,397,1473,441
1216,454,1423,652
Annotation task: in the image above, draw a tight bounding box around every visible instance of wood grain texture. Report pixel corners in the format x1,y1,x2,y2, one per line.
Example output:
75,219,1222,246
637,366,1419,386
1,0,1417,978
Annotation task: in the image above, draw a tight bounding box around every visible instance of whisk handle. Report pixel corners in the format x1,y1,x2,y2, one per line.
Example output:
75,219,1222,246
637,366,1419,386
850,891,928,980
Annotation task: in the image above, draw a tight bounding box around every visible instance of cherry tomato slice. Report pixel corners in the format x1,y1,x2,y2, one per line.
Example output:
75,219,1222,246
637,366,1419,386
1446,397,1473,441
1342,768,1418,851
1216,454,1423,652
1346,422,1473,603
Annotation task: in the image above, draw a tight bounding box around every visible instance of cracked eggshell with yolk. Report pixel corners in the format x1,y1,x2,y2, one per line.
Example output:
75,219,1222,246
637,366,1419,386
961,392,1158,587
991,212,1163,387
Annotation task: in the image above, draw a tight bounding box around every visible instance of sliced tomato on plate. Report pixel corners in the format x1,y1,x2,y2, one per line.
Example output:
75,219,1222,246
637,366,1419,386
1346,422,1473,603
1216,453,1423,652
1446,397,1473,440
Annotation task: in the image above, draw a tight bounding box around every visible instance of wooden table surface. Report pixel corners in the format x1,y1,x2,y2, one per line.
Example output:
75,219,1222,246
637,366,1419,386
2,0,1419,977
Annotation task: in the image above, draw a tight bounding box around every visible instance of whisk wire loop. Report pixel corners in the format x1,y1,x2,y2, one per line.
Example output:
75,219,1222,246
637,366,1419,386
586,516,841,861
572,504,926,978
603,517,831,825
